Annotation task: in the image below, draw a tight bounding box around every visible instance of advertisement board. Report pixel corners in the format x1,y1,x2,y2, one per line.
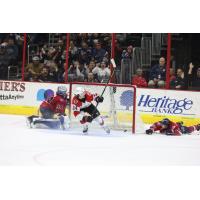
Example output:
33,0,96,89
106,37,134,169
135,88,200,132
0,81,69,115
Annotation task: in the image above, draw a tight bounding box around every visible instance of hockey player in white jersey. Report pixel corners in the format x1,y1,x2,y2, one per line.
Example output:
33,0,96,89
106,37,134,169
72,87,110,134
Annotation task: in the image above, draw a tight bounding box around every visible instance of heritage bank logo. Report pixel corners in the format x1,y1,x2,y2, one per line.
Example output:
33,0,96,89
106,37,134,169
137,95,194,115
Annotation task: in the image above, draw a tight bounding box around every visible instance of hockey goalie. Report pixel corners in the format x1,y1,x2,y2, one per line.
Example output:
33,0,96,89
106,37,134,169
72,87,110,134
26,86,70,130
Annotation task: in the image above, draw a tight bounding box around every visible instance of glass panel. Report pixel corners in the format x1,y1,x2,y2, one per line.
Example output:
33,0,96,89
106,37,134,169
0,33,24,80
170,33,200,91
25,33,66,83
68,33,111,83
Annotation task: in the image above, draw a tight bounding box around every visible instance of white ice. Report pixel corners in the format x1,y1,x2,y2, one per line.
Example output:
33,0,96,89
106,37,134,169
0,114,200,165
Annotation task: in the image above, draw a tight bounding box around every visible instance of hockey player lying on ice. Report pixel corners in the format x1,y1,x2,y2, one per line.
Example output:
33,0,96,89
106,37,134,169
72,87,110,134
26,86,70,130
145,118,200,136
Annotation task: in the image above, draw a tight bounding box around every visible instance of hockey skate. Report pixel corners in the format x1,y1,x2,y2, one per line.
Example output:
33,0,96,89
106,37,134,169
83,124,88,135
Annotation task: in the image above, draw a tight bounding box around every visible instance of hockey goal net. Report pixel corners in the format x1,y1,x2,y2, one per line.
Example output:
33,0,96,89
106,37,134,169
69,82,136,133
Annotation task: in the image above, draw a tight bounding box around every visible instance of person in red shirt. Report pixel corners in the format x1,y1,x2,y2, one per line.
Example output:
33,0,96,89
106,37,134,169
146,118,200,136
132,68,147,88
72,87,110,134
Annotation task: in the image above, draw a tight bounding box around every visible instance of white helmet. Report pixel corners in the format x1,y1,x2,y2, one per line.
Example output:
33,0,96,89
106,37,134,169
74,87,85,97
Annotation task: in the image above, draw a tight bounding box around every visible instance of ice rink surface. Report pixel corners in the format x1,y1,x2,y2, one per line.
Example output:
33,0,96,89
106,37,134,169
0,114,200,166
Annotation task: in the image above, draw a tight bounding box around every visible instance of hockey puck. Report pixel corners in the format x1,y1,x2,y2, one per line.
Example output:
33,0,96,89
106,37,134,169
123,129,127,132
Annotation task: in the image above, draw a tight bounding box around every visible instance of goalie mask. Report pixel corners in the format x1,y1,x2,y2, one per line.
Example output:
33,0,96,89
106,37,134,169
56,86,67,97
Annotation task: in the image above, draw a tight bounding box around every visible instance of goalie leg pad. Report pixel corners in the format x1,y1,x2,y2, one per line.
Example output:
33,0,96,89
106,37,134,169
32,118,61,129
59,115,71,130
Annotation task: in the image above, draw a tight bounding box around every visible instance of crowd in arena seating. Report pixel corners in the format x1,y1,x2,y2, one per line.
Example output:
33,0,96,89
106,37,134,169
24,33,111,83
0,33,24,80
131,57,200,90
25,34,66,82
0,33,200,91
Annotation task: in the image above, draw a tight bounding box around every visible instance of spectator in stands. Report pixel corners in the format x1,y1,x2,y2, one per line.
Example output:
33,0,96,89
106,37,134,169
121,45,133,59
54,39,65,64
132,68,147,87
85,72,98,83
92,42,107,63
92,61,110,82
170,68,176,81
78,41,92,65
68,60,85,82
188,62,200,90
69,40,78,62
170,68,187,90
85,60,96,76
70,61,87,82
0,44,10,80
25,56,43,81
6,36,18,65
47,61,59,82
38,67,52,82
148,57,166,88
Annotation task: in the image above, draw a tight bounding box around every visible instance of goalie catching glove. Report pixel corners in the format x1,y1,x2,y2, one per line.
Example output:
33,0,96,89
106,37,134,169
80,116,93,124
95,96,104,103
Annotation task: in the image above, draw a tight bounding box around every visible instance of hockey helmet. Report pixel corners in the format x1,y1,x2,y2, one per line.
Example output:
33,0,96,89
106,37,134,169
74,87,85,98
161,118,170,126
56,86,67,96
44,89,54,100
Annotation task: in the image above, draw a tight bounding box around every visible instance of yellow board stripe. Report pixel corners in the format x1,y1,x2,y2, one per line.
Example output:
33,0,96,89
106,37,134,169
0,105,38,116
140,113,200,126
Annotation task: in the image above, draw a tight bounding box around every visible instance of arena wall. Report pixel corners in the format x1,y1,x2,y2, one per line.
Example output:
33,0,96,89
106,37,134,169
0,80,200,133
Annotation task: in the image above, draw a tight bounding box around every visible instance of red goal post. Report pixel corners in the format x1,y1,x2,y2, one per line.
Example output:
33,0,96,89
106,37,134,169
69,82,137,133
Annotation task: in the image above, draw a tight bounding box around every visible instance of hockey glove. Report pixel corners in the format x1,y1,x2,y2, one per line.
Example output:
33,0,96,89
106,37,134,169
196,124,200,131
80,116,93,124
95,96,104,103
146,129,153,135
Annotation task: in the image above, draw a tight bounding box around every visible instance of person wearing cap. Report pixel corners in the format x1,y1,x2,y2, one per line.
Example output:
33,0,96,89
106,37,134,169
132,68,147,87
25,56,44,81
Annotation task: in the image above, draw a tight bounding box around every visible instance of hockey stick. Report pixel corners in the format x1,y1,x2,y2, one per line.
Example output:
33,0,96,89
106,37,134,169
95,58,117,109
